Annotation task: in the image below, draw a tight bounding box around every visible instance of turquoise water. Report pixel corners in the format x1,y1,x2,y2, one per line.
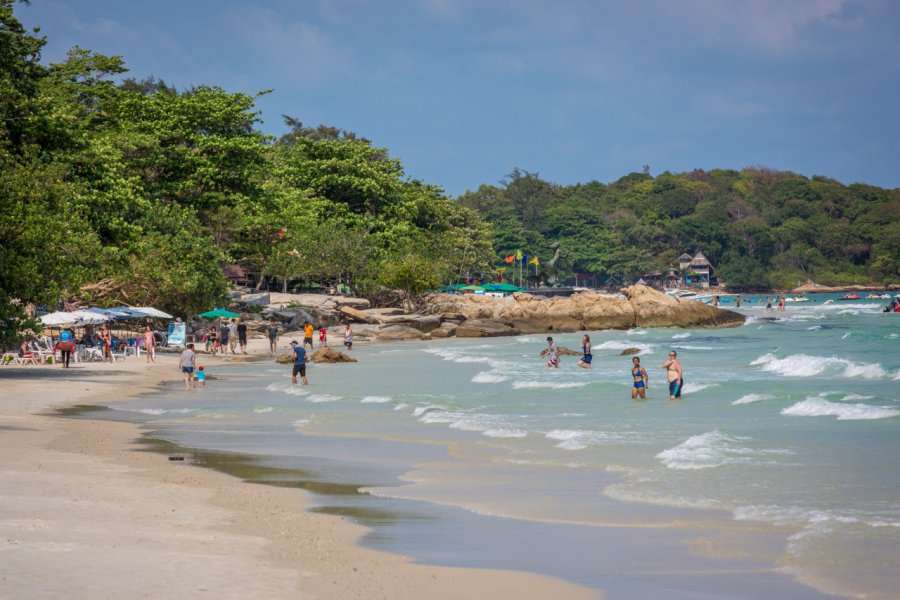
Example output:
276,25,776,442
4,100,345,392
98,294,899,598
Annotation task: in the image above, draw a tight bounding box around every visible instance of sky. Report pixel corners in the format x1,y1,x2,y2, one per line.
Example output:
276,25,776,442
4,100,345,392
15,0,900,196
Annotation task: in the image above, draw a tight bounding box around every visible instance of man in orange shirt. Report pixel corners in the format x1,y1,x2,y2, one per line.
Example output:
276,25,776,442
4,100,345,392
303,322,314,351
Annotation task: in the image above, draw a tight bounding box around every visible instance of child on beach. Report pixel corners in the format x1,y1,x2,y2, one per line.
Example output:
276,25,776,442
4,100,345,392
196,365,206,388
343,324,353,350
319,327,327,347
546,336,559,368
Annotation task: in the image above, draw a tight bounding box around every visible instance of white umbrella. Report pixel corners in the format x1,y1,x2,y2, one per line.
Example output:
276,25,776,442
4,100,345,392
69,310,110,325
39,311,78,327
129,306,174,319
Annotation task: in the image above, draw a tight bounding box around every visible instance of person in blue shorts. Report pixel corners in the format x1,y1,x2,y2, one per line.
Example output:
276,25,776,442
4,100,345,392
577,334,592,369
662,350,683,399
631,356,648,399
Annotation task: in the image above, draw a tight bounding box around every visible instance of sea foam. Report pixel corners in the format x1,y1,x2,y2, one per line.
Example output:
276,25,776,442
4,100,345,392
781,397,900,421
656,430,789,470
471,372,509,384
732,393,773,405
512,381,588,390
360,395,392,403
751,353,887,379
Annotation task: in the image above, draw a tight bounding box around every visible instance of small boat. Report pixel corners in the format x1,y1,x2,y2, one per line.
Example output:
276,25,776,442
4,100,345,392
838,293,861,301
867,293,891,299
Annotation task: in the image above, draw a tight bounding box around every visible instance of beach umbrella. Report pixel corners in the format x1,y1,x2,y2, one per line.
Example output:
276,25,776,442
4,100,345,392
68,310,110,325
129,306,173,319
39,311,78,326
199,308,240,319
111,306,154,319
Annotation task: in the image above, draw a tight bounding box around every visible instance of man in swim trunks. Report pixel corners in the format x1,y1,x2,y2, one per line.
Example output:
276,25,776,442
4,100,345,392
662,350,683,399
267,319,279,355
546,336,559,368
179,343,196,391
631,356,648,399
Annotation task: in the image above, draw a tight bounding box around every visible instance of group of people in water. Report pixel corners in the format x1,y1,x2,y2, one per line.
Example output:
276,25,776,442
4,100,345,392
546,335,684,400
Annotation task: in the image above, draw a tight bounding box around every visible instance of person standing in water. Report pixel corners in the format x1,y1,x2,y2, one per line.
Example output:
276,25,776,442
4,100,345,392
577,334,592,369
736,294,742,308
343,324,353,350
546,336,559,368
631,356,649,400
179,343,196,391
765,297,773,312
289,340,308,385
662,350,683,399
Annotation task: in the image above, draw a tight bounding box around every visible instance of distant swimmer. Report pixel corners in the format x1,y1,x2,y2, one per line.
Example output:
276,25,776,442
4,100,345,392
631,356,648,400
765,297,773,312
736,294,742,308
546,336,559,368
662,350,683,399
577,334,592,369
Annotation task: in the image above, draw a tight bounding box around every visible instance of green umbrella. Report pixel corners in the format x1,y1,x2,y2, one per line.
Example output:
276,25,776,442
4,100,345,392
199,308,240,319
484,282,524,292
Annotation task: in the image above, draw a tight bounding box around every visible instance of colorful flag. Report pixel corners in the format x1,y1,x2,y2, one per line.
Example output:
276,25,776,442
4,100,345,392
529,256,539,265
504,255,515,263
515,249,523,260
521,254,528,266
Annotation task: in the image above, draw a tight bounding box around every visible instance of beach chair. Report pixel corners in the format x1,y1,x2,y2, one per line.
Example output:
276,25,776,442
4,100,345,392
109,340,128,362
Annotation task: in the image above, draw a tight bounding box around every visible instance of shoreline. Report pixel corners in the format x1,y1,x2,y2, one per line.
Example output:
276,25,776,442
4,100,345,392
0,348,596,599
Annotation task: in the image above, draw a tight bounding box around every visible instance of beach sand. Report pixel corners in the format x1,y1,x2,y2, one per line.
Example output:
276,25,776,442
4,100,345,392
0,342,596,599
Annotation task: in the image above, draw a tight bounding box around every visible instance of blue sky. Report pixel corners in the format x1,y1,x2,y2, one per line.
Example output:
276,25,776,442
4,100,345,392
16,0,900,196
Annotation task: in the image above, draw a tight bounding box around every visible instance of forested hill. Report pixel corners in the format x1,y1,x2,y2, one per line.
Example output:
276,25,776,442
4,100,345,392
457,167,900,290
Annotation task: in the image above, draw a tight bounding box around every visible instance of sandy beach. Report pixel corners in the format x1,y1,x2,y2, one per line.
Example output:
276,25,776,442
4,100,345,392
0,341,596,600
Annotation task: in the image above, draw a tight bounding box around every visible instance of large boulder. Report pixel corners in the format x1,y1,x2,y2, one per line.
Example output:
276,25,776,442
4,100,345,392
340,306,377,324
309,347,357,363
334,297,371,310
430,322,458,338
376,314,442,332
539,345,582,357
240,292,271,307
456,319,520,338
622,285,744,328
366,307,406,317
376,325,431,341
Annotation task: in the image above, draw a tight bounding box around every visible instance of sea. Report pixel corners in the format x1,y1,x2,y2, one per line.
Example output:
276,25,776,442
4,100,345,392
81,293,900,599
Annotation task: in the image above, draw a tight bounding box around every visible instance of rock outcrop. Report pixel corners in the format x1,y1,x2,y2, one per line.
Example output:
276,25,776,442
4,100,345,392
309,347,357,363
422,285,743,335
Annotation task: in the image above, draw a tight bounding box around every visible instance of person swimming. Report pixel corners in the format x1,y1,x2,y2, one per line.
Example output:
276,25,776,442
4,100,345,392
631,356,648,400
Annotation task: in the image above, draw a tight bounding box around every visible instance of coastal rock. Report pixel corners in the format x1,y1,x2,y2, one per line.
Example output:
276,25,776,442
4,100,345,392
366,307,406,317
333,297,371,310
619,347,641,355
455,319,520,338
340,306,377,324
420,285,743,332
376,314,442,332
240,292,270,307
309,347,357,363
621,285,744,328
375,325,431,341
539,346,582,357
430,322,458,338
275,353,294,364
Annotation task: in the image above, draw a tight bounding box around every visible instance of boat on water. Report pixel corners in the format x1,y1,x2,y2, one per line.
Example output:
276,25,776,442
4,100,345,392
867,293,891,299
838,293,862,301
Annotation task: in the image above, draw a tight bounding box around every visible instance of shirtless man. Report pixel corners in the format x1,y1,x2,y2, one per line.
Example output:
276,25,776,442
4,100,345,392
662,350,683,399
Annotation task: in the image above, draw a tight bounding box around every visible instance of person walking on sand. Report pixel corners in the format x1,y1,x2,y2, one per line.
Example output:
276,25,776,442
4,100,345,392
267,319,279,355
237,319,248,354
228,319,238,354
662,350,683,399
207,326,218,356
289,340,308,385
100,324,113,363
303,321,315,351
577,334,592,369
179,343,197,391
631,356,649,400
343,324,353,351
546,336,559,368
218,321,230,356
143,325,155,363
319,326,327,347
58,324,76,368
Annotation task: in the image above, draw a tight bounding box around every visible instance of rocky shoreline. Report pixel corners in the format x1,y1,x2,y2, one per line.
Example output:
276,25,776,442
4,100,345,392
222,285,744,346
